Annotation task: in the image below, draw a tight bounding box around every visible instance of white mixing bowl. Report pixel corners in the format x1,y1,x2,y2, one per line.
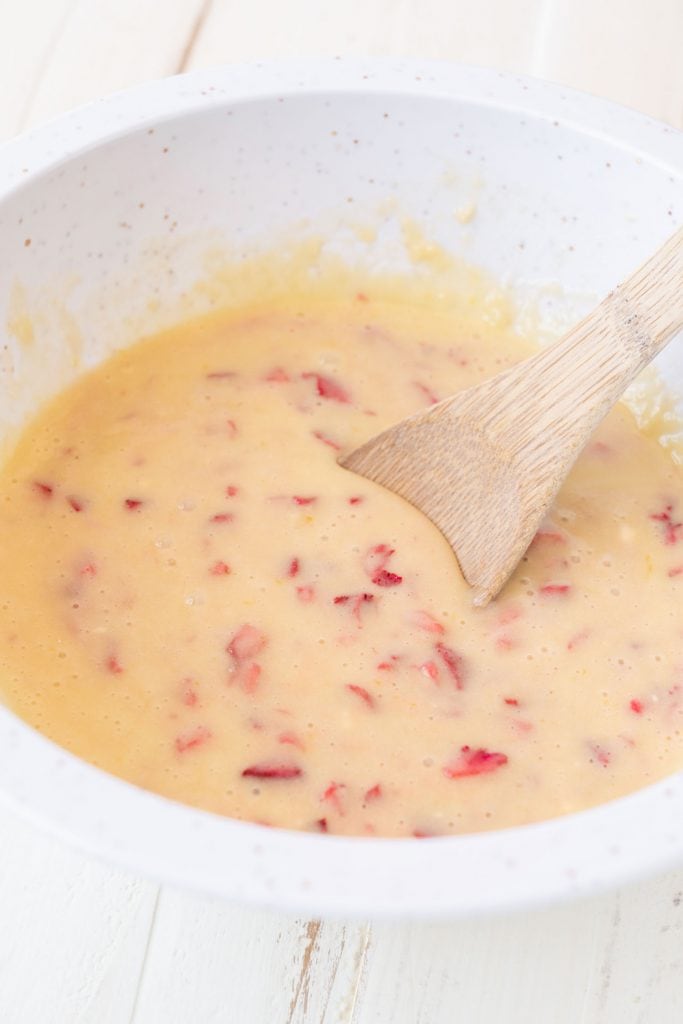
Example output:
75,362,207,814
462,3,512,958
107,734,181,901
0,59,681,919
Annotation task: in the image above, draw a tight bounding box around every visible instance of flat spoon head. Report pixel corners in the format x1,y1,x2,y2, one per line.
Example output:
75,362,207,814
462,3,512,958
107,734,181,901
340,226,683,605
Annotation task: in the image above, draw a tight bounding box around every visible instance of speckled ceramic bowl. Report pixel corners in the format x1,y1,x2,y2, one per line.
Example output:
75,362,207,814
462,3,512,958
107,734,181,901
0,60,682,919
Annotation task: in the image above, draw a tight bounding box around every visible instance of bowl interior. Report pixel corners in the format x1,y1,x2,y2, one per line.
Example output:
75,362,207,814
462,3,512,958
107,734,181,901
0,61,682,918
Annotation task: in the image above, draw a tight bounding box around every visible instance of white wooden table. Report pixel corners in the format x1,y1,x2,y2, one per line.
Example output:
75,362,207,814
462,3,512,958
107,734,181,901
2,2,683,1021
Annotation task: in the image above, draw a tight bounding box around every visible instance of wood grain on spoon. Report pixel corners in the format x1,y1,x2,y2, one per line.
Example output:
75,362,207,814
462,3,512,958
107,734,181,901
340,226,683,606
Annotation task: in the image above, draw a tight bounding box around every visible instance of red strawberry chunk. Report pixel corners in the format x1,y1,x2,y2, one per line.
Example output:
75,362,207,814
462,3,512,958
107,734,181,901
630,698,644,714
264,366,290,383
314,817,329,832
106,654,124,675
364,784,382,801
227,624,266,661
124,498,143,511
333,592,375,625
373,569,403,587
539,583,571,596
588,742,611,767
278,731,305,750
321,781,347,814
79,562,97,577
443,745,508,778
650,503,683,545
419,661,440,682
181,680,198,707
296,585,315,603
413,610,445,635
346,683,375,708
287,557,300,578
242,763,302,779
292,495,316,506
531,530,566,545
67,495,85,512
312,430,341,451
414,381,439,405
225,485,239,497
234,663,262,693
175,725,212,753
435,642,465,689
364,544,403,587
503,697,519,707
302,372,351,403
210,512,234,524
33,481,54,498
209,560,231,576
349,496,364,505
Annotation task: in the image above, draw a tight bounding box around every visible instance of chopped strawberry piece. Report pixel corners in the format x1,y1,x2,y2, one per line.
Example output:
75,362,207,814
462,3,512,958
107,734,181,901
227,624,266,661
321,781,346,814
210,512,234,524
414,381,439,405
435,642,465,689
225,419,238,438
496,635,515,651
278,731,304,750
181,680,198,707
496,605,522,626
312,430,341,451
364,543,403,587
79,562,97,577
296,585,315,603
314,817,329,832
412,829,438,839
418,661,440,682
292,496,316,506
124,498,143,511
209,560,231,576
225,485,239,497
539,583,571,596
443,745,508,778
33,481,53,498
66,495,85,512
531,530,566,545
349,496,364,505
588,742,611,767
504,697,519,706
373,569,403,587
413,610,445,635
567,629,590,650
346,683,375,708
302,372,351,403
231,662,261,693
630,698,644,714
288,558,300,578
105,654,124,675
264,367,290,383
175,725,212,753
242,763,302,779
365,784,382,801
333,592,375,626
668,566,683,577
650,503,683,545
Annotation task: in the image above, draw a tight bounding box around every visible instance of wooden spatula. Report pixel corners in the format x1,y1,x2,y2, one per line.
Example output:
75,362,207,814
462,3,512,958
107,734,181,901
340,226,683,607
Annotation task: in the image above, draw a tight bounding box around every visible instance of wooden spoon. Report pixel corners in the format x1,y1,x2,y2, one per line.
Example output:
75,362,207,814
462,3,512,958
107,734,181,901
340,226,683,607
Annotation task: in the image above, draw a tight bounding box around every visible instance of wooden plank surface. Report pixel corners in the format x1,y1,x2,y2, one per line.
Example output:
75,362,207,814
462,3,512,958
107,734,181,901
1,1,683,1021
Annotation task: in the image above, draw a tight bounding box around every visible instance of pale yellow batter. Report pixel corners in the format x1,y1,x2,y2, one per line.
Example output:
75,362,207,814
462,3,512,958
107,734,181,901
1,267,682,837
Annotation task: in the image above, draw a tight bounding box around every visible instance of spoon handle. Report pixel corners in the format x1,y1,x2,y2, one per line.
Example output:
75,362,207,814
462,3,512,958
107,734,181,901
496,226,683,444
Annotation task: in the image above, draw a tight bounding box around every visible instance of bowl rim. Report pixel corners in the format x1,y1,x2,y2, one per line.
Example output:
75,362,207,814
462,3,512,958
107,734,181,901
1,56,682,920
